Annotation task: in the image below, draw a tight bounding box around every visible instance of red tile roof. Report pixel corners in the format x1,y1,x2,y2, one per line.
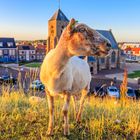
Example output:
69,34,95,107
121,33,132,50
131,48,140,55
124,47,140,56
36,44,46,49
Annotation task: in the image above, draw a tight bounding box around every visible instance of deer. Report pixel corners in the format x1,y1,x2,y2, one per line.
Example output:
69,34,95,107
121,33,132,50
40,18,111,136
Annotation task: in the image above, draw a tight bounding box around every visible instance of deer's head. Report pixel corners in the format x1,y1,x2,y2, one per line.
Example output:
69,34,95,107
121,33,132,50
60,19,111,57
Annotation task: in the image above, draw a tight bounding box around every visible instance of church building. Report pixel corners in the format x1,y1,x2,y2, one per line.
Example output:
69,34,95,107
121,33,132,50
47,9,69,52
47,9,122,75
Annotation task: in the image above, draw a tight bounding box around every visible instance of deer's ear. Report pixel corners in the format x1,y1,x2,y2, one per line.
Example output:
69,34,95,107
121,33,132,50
67,18,77,34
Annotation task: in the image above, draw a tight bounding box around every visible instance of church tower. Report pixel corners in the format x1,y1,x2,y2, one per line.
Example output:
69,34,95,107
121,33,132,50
47,9,69,53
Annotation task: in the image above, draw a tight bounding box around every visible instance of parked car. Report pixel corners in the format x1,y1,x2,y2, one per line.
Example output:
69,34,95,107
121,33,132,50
0,75,17,85
107,86,120,98
30,80,45,91
126,87,136,99
135,89,140,99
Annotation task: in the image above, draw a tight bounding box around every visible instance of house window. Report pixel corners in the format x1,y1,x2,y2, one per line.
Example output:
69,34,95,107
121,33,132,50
111,51,116,63
7,42,14,47
0,50,3,56
20,56,24,60
31,51,35,54
31,55,35,59
37,56,40,59
62,25,64,29
10,55,15,60
51,30,54,34
0,42,3,47
40,55,42,59
100,58,105,64
3,50,8,55
9,50,15,55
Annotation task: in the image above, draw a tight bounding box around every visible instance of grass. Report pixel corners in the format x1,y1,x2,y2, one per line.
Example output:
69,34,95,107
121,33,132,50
0,90,140,139
24,62,42,68
128,70,140,79
19,61,32,66
0,70,140,139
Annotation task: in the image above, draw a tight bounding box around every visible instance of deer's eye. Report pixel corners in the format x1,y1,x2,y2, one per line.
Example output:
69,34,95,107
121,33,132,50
79,28,85,33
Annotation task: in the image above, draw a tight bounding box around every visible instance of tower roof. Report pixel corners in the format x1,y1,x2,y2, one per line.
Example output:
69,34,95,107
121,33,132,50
49,9,69,22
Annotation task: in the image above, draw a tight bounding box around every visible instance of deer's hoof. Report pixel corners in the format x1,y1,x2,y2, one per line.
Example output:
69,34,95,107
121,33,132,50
64,127,70,136
76,113,81,122
47,128,53,136
76,118,80,123
64,131,70,136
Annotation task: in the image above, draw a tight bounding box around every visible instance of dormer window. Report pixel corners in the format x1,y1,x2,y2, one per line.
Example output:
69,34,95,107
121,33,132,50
0,42,3,47
7,42,13,47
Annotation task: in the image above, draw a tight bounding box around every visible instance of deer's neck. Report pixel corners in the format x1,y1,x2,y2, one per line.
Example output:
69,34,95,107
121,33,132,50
50,42,72,78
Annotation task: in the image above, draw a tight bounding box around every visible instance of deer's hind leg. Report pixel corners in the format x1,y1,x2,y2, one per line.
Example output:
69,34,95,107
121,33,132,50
71,95,78,119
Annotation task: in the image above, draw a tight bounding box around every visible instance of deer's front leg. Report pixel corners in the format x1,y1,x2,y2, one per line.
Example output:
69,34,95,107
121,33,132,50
47,93,54,136
62,94,71,136
76,89,87,122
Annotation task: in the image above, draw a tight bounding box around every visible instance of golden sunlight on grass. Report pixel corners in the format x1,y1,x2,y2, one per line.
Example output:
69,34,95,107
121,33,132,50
0,90,140,139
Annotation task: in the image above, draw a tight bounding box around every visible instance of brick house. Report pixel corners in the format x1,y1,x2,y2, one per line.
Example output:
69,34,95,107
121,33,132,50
124,47,140,61
36,44,46,61
18,45,36,62
0,38,18,63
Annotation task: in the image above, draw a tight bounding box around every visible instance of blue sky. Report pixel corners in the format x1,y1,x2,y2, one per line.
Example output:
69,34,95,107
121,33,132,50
0,0,140,42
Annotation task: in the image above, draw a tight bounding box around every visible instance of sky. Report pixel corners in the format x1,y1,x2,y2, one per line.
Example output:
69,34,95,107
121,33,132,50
0,0,140,42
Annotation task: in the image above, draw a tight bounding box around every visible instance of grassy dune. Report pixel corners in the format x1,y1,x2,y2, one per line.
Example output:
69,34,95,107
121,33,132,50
24,62,42,68
0,90,140,140
128,70,140,79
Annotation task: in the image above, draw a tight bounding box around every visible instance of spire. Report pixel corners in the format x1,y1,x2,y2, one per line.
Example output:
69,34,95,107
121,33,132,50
49,9,69,22
58,0,60,9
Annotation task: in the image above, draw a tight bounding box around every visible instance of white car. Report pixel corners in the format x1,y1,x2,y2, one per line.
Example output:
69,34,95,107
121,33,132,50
107,86,120,98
